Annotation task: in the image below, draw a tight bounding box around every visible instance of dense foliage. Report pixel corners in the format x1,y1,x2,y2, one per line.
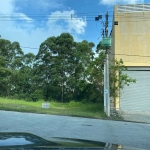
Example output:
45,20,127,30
0,33,135,102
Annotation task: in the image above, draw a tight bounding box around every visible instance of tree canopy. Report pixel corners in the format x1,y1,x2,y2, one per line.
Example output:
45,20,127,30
0,33,135,103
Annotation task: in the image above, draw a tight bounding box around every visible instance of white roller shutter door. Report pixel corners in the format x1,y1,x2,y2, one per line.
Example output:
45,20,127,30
120,70,150,112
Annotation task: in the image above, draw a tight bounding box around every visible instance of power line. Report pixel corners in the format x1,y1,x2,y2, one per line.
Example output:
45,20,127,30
1,15,150,19
2,13,150,18
19,48,150,58
1,19,150,23
110,53,150,58
0,11,114,15
1,11,150,23
4,12,150,18
94,51,150,58
20,46,39,49
109,59,150,64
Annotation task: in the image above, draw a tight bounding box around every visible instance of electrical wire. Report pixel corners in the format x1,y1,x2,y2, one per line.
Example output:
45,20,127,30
0,12,149,17
109,59,150,65
0,15,148,19
19,46,150,59
110,53,150,58
1,13,150,18
0,19,150,23
3,11,150,17
16,46,150,65
0,10,114,15
1,11,150,23
109,59,150,64
20,46,39,49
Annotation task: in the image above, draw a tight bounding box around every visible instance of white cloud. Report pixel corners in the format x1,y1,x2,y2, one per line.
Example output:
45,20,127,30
68,17,87,34
100,0,144,5
0,1,86,54
12,13,34,21
48,10,87,34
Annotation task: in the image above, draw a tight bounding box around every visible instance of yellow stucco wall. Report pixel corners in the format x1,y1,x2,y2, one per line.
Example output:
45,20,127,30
113,6,150,66
111,5,150,111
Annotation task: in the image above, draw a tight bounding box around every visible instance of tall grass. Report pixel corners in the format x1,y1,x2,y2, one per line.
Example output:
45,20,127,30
0,98,122,120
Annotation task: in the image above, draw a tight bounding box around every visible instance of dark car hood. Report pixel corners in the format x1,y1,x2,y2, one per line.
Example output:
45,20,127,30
0,132,142,150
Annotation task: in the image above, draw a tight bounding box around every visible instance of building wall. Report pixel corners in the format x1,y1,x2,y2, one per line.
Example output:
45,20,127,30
112,4,150,67
111,4,150,111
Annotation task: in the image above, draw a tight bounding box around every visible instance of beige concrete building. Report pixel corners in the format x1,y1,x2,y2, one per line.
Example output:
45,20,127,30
111,4,150,113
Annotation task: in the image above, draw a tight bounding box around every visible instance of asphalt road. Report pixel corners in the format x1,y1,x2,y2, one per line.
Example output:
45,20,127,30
0,110,150,149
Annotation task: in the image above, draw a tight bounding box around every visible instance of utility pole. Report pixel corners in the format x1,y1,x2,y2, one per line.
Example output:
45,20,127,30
104,58,106,113
105,12,110,117
101,28,106,113
95,13,111,116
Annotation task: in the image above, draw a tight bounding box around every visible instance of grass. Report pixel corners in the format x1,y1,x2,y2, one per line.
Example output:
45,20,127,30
0,98,122,120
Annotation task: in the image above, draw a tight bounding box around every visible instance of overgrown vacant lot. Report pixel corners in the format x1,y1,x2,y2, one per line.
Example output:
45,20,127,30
0,98,122,120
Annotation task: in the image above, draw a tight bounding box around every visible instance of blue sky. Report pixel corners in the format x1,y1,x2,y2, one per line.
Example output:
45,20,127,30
0,0,148,54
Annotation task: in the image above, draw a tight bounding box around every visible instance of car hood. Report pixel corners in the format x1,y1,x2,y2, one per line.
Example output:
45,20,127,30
0,132,142,150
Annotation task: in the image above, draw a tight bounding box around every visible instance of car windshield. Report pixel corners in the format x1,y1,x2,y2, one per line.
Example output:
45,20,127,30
0,0,150,150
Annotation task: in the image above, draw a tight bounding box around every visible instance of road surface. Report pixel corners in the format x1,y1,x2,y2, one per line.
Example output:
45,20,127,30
0,110,150,149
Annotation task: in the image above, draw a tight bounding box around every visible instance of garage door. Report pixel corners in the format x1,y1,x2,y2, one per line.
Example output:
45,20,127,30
120,69,150,112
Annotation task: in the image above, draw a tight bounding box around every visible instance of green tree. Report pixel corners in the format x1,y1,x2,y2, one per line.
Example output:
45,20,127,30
0,55,12,96
85,51,105,102
13,53,36,98
35,33,76,102
70,40,95,101
88,41,136,102
35,33,95,102
110,59,136,98
0,39,24,97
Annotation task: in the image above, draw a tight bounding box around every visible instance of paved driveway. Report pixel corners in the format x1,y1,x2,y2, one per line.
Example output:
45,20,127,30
0,110,150,149
119,111,150,124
